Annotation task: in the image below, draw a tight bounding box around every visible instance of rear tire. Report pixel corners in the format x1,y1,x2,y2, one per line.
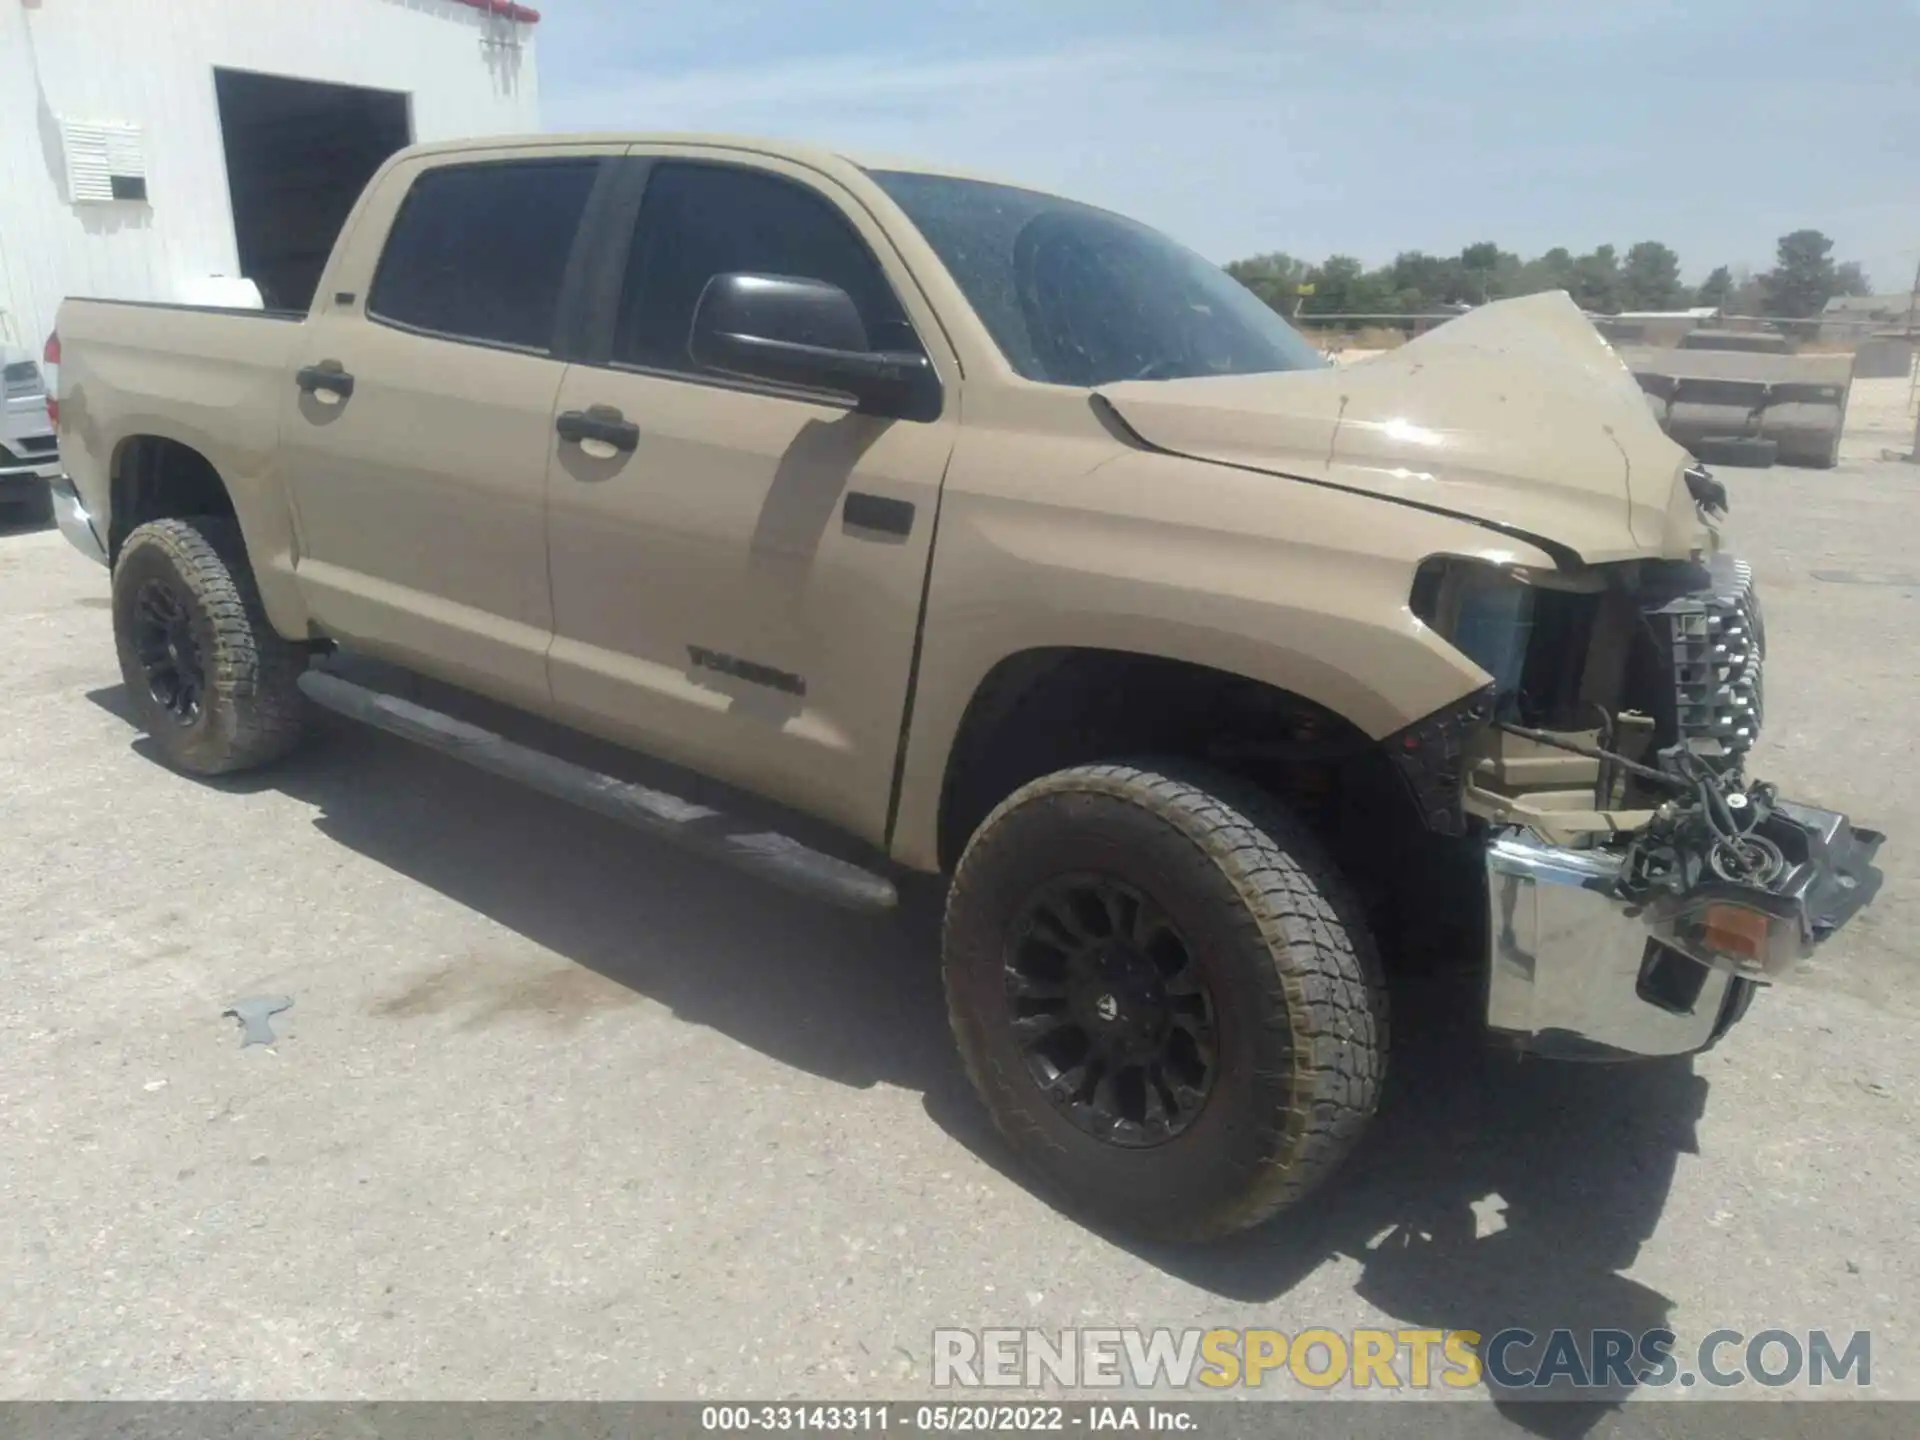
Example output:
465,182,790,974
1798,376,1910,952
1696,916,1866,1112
942,761,1387,1242
112,515,307,775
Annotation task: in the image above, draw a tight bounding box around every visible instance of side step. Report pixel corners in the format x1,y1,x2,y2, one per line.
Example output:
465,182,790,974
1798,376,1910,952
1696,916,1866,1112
297,669,899,913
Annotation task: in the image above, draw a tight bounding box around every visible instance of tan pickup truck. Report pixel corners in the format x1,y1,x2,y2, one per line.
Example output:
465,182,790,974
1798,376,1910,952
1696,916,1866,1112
50,133,1882,1241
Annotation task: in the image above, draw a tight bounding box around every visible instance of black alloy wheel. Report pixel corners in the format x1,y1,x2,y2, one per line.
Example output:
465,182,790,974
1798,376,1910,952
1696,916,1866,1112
131,578,207,724
110,515,308,775
943,761,1388,1241
1007,873,1219,1146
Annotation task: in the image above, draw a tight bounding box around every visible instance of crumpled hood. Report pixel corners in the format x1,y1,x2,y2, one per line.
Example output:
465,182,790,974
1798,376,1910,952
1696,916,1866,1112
1096,291,1700,565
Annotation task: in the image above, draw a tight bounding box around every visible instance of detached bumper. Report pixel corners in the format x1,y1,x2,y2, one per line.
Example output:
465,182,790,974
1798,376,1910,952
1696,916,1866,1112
1485,801,1883,1060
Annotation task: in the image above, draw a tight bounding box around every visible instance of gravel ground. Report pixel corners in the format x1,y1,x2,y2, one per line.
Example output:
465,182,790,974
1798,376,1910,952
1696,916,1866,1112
1838,372,1919,464
1,456,1915,1424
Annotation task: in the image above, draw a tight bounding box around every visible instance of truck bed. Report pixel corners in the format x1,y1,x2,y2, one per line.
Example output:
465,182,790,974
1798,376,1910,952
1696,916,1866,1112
63,297,307,323
53,296,311,560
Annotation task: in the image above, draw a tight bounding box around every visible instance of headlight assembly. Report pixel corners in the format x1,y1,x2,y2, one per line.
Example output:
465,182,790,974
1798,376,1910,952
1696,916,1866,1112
1409,557,1540,708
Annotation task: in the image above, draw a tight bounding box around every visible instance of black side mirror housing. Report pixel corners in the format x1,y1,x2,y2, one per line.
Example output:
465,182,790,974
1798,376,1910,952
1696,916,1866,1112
688,273,938,421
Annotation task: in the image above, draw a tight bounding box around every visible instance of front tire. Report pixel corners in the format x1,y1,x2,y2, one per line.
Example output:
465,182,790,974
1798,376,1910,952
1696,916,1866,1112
112,515,307,775
942,761,1387,1242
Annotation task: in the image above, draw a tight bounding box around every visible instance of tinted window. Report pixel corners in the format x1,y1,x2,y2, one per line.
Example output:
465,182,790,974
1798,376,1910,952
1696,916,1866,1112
873,171,1325,387
614,163,914,371
369,160,598,351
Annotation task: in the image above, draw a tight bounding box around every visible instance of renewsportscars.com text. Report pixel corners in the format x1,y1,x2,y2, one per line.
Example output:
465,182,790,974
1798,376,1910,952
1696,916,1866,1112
932,1326,1871,1391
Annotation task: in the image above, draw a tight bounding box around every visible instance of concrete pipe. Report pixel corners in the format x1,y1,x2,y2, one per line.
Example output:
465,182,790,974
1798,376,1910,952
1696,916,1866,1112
1757,400,1845,469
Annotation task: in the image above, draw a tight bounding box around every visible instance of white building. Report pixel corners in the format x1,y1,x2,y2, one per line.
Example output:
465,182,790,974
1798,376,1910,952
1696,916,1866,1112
0,0,541,351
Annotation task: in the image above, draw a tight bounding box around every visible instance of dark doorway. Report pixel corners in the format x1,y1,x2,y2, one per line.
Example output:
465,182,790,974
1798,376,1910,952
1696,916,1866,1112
214,69,412,313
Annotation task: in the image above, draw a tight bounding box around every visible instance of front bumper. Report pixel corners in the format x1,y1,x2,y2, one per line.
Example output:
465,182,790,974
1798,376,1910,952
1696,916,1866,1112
1485,800,1883,1060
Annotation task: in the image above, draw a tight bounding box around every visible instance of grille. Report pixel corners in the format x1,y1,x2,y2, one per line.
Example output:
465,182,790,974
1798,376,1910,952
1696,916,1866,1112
1642,554,1764,769
15,435,56,455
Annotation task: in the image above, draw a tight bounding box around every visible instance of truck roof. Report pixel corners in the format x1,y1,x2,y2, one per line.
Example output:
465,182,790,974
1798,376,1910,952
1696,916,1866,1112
397,131,1025,189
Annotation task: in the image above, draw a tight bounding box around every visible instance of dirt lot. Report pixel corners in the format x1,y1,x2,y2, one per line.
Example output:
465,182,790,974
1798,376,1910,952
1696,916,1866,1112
2,452,1916,1417
1838,373,1919,464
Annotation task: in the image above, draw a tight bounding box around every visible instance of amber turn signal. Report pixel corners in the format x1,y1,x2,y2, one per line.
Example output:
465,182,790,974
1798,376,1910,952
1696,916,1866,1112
1697,902,1778,963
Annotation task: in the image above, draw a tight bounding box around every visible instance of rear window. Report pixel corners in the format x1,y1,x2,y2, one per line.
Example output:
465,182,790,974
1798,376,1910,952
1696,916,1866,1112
368,159,599,352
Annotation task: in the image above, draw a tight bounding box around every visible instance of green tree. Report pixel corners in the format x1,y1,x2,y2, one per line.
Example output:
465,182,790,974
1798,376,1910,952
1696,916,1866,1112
1760,229,1839,318
1299,254,1395,316
1516,247,1578,299
1225,229,1864,321
1620,241,1684,310
1225,252,1309,315
1694,265,1734,308
1387,251,1449,311
1569,245,1621,313
1457,241,1517,304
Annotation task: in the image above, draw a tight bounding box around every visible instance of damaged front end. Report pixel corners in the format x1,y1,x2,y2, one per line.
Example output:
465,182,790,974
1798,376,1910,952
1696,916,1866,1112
1406,500,1885,1060
1481,790,1882,1061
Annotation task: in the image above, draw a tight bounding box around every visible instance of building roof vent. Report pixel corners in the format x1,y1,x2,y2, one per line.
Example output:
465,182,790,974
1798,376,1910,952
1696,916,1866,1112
60,120,148,203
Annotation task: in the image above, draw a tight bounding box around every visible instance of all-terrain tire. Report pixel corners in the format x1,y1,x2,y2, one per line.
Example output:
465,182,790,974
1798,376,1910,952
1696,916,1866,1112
942,761,1387,1242
111,515,307,775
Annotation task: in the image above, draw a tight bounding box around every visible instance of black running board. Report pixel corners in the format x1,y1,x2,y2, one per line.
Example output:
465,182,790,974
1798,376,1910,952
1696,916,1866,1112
298,669,899,912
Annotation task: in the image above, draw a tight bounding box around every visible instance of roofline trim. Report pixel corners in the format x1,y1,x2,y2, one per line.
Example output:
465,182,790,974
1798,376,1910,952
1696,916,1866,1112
447,0,541,25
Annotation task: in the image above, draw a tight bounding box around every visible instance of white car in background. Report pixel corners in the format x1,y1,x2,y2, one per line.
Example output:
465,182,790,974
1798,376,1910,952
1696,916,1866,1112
2,339,61,524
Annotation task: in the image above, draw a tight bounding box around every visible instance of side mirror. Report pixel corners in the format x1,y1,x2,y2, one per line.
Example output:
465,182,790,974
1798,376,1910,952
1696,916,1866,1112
688,273,937,420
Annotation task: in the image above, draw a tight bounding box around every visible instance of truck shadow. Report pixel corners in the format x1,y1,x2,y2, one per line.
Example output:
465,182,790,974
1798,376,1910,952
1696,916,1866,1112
89,680,1698,1431
925,972,1700,1434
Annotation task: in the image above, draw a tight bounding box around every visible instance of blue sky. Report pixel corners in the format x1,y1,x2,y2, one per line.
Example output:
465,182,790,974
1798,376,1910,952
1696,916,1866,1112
535,0,1920,288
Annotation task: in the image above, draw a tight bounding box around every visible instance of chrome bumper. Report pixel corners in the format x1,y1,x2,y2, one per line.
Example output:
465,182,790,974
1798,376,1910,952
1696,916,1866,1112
1484,801,1882,1060
1485,832,1753,1059
46,474,108,565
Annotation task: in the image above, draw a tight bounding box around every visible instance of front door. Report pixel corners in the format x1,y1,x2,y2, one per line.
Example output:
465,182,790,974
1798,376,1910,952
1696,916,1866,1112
544,154,960,842
279,146,614,708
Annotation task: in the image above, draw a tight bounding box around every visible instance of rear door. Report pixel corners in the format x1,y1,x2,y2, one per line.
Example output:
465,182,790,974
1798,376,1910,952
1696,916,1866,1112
543,151,961,842
279,144,619,709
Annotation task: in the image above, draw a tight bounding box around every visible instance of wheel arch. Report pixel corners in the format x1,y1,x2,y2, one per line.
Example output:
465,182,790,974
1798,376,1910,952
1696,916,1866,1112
103,430,312,641
108,434,235,564
927,644,1405,875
